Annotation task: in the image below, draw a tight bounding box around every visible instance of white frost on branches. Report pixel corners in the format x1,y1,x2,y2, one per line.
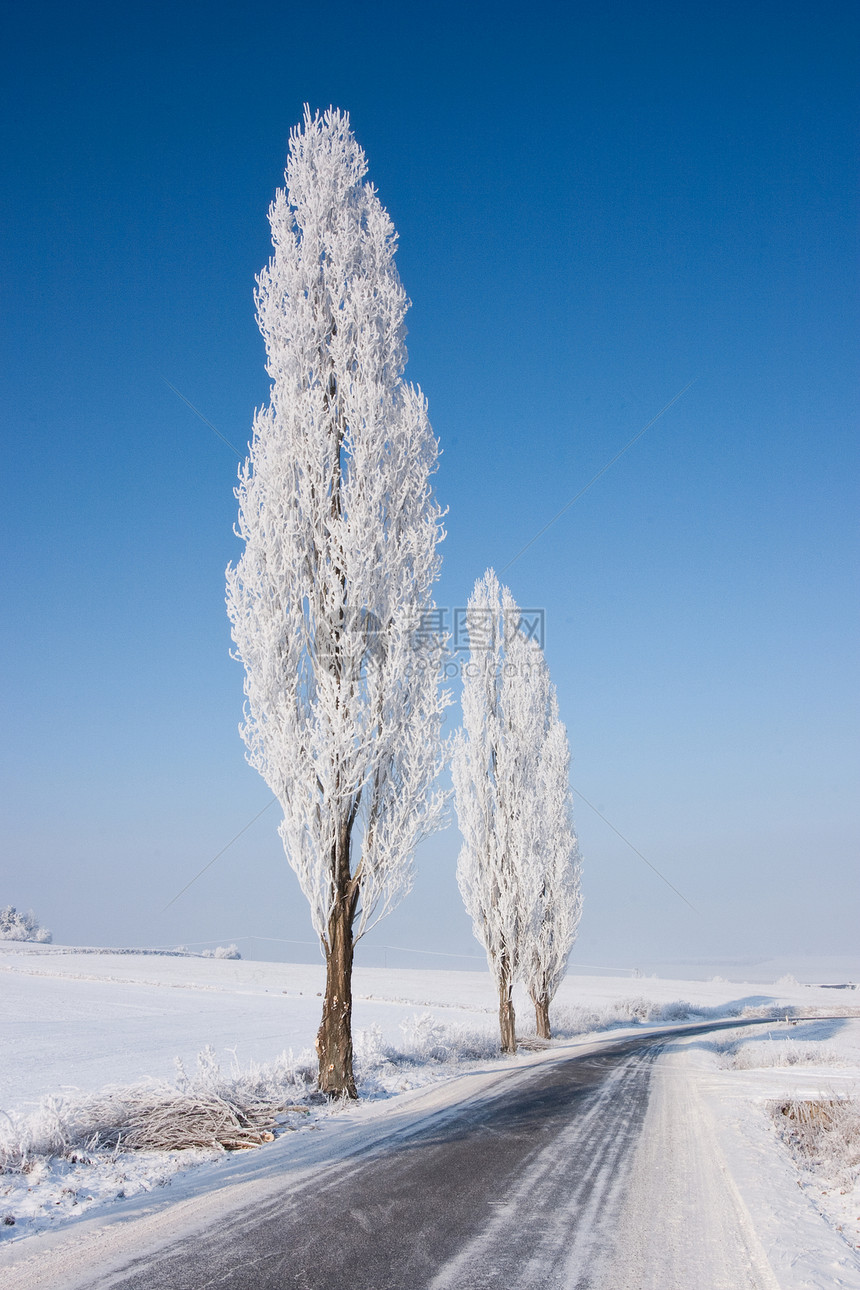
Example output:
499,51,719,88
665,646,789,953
453,574,525,1000
0,906,52,943
226,107,449,952
453,571,581,1042
520,709,583,1024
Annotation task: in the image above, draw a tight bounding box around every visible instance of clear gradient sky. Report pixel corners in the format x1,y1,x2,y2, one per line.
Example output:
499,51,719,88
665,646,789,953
2,1,857,975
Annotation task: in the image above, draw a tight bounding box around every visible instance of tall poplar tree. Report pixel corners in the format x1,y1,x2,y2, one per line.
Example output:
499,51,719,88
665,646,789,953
227,108,448,1098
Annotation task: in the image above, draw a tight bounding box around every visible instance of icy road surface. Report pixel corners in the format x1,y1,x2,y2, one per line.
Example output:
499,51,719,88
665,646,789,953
24,1018,854,1290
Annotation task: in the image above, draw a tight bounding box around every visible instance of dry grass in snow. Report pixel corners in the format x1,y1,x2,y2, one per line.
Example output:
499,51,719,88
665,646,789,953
771,1096,860,1188
0,1046,315,1174
724,1038,841,1070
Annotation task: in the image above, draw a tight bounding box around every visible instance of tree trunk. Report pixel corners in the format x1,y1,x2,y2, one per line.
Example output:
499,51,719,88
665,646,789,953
498,956,517,1054
316,900,357,1098
531,989,551,1040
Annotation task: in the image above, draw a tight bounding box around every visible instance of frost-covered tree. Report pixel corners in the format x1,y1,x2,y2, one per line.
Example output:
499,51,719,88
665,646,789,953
452,572,526,1053
0,906,52,943
519,704,582,1039
226,108,449,1098
452,570,581,1050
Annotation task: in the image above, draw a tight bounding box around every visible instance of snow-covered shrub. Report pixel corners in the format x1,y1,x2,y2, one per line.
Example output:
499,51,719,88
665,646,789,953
658,999,695,1022
614,996,660,1023
0,906,51,943
549,1003,606,1036
353,1024,392,1074
550,996,701,1037
726,1038,839,1070
399,1012,452,1062
352,1011,501,1098
771,1097,860,1191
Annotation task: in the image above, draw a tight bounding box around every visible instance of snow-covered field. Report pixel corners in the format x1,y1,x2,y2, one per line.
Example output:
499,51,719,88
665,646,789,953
1,942,858,1283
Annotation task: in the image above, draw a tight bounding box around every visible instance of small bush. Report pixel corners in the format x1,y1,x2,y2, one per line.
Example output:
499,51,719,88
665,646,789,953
0,906,51,943
351,1013,501,1098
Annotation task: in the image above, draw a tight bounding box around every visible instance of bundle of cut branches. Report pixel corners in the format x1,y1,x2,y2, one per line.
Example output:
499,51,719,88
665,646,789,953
0,1079,314,1171
102,1088,277,1152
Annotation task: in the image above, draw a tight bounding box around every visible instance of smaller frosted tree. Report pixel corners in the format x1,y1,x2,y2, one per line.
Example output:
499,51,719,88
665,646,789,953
499,613,581,1039
453,570,581,1051
520,718,582,1039
453,571,522,1053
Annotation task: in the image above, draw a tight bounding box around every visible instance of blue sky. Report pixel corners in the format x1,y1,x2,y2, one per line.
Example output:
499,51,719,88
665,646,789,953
2,0,857,975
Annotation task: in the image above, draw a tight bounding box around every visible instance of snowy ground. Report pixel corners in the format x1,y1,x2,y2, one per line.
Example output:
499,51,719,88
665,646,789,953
1,942,858,1285
681,1017,860,1267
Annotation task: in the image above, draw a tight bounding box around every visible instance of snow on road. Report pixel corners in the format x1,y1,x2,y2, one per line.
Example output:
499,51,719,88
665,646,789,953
601,1039,787,1290
595,1023,860,1289
426,1044,660,1290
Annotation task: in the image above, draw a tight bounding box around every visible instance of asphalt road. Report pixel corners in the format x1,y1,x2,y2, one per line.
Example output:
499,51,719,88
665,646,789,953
92,1027,693,1290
